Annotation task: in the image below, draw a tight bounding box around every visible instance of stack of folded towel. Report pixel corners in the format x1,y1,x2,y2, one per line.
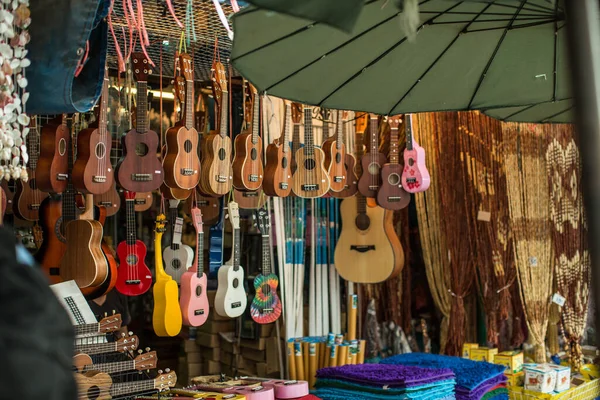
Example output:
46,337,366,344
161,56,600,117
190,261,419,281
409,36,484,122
381,353,508,400
313,363,457,399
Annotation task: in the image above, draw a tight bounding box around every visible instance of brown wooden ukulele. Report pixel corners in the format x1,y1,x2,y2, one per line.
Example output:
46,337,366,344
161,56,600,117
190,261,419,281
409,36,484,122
94,181,121,217
199,61,233,197
116,52,164,192
263,99,293,197
14,117,49,221
133,191,153,212
291,105,330,198
233,188,268,209
232,84,264,191
357,114,387,198
377,115,410,210
36,114,69,193
0,180,13,215
290,102,303,175
330,111,358,199
322,109,349,193
163,53,201,191
72,72,114,195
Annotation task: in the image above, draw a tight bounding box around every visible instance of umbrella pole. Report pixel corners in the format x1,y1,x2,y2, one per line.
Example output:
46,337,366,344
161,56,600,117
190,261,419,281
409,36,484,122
564,0,600,346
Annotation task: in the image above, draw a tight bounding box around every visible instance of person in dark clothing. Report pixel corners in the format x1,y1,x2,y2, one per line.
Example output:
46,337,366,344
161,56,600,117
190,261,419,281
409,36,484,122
88,290,131,335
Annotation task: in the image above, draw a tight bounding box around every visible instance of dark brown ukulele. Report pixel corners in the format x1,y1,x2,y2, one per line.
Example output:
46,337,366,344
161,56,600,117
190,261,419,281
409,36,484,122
116,52,164,192
36,114,69,193
377,115,410,210
263,99,293,197
322,109,349,193
330,111,358,199
357,114,387,198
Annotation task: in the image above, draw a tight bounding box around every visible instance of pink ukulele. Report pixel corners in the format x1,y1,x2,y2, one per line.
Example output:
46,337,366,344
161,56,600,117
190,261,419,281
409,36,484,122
262,380,309,399
223,385,274,400
179,205,209,326
401,114,430,193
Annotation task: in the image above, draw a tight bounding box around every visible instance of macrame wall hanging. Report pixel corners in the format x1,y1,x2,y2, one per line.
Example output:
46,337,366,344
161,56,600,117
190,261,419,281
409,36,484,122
504,122,553,363
0,0,31,181
545,125,590,370
458,112,516,350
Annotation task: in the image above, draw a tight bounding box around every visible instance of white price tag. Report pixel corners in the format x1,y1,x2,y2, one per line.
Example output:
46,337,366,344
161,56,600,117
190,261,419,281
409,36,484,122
552,293,566,307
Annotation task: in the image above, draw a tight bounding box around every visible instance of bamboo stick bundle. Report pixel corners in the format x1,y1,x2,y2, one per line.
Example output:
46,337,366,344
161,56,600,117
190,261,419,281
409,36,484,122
504,122,553,363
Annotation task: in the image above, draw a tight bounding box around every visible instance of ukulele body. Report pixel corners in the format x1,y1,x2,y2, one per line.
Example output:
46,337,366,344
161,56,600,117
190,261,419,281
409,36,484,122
94,182,121,217
163,244,193,284
116,128,164,192
357,152,387,198
59,219,108,289
263,140,292,197
263,380,309,399
214,264,247,318
377,163,411,210
250,273,282,324
160,181,192,200
1,180,14,215
329,153,359,198
35,196,65,283
179,271,209,326
200,133,233,196
13,171,48,221
84,205,118,299
36,117,69,193
163,125,201,190
74,371,112,400
334,196,401,283
115,240,152,296
153,276,182,336
322,139,348,193
232,132,264,191
291,147,330,198
402,144,431,193
72,127,114,195
233,189,268,209
186,191,220,225
133,191,153,212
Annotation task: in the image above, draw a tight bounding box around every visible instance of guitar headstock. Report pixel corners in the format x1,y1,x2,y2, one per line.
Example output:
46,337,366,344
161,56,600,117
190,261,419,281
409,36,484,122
355,112,368,133
154,369,177,391
387,115,402,130
174,76,186,104
134,350,158,371
132,52,151,82
155,214,167,234
124,190,136,201
228,201,240,230
116,333,139,353
179,53,194,81
291,102,302,124
320,108,331,122
191,206,203,233
212,61,227,92
254,207,270,235
97,313,122,333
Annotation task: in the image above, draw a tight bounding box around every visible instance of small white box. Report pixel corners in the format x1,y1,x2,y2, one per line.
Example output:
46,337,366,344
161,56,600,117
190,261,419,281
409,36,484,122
546,364,571,392
524,364,557,393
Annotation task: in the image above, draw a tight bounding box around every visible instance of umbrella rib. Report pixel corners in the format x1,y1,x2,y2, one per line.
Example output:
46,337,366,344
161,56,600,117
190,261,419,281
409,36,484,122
465,19,556,33
490,1,555,15
466,0,528,109
315,1,462,107
541,105,573,122
552,0,559,101
500,104,538,120
430,17,553,26
387,3,494,115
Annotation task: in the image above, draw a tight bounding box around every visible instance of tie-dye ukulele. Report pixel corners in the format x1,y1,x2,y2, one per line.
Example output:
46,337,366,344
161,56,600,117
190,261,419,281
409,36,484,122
250,207,282,324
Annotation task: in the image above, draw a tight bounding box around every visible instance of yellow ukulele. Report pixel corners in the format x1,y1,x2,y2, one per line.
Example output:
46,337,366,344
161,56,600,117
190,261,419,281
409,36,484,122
152,213,182,337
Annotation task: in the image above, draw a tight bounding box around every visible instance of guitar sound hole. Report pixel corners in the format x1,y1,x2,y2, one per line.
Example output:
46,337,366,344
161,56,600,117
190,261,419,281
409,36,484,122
87,385,101,400
233,278,239,288
58,138,67,156
171,259,182,270
367,163,380,175
218,148,226,161
28,178,36,190
261,283,272,296
135,142,149,156
304,158,316,170
184,140,193,153
126,254,138,265
388,173,401,185
335,153,342,163
281,157,288,169
251,148,258,160
355,214,371,231
196,285,203,297
95,142,106,159
408,158,415,166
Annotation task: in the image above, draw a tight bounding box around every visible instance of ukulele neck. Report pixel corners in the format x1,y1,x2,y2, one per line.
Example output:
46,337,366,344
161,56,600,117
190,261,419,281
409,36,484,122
405,114,414,151
219,90,229,138
63,118,77,224
390,126,400,164
303,107,314,156
136,80,148,133
184,78,194,130
335,110,343,150
251,93,260,144
196,230,204,277
232,226,241,271
261,234,271,275
369,114,378,155
282,103,291,153
125,198,136,245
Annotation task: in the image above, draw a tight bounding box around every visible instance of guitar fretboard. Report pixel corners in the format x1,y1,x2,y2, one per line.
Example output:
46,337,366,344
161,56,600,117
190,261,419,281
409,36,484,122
303,107,314,156
261,234,271,275
335,110,343,150
196,231,204,278
136,81,148,133
390,125,400,165
251,93,260,144
125,198,137,245
405,114,414,151
110,379,155,397
83,359,135,374
185,78,194,130
219,90,229,138
369,114,379,156
232,225,241,271
282,103,291,154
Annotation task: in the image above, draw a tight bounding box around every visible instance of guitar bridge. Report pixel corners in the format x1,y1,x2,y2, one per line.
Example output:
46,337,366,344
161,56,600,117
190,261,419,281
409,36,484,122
132,173,152,181
99,201,113,207
350,245,375,253
92,175,106,183
134,199,147,205
334,176,344,183
387,197,402,202
261,308,274,313
248,174,259,182
125,279,141,284
301,184,319,191
368,185,379,190
243,192,258,198
194,309,205,316
28,204,40,210
406,177,417,183
180,168,194,176
279,182,288,190
56,173,68,181
231,301,242,308
215,175,228,183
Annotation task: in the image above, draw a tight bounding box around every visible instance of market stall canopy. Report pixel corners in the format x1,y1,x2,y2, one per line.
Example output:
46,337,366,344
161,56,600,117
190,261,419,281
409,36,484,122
483,99,573,123
231,0,568,117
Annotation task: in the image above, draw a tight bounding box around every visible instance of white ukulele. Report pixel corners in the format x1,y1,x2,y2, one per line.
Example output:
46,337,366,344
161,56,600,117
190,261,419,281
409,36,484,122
214,202,247,318
163,199,193,284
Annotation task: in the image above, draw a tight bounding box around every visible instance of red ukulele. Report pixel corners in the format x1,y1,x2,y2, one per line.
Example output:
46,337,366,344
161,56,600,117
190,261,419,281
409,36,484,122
377,115,410,210
115,191,153,296
401,114,430,193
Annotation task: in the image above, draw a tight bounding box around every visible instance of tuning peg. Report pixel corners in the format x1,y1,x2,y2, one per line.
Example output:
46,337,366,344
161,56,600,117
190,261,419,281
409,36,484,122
112,310,116,315
121,332,126,337
145,347,150,352
128,331,133,336
104,312,107,317
165,368,171,373
158,370,163,374
138,349,142,354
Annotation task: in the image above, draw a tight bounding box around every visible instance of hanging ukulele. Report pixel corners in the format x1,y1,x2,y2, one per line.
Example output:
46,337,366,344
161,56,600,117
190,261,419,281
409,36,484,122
163,53,201,191
153,212,183,337
163,199,193,284
116,52,164,192
377,115,410,210
179,204,209,326
322,109,349,193
250,207,282,324
72,71,114,195
329,111,359,199
115,191,153,296
401,114,430,193
263,99,293,197
232,83,264,191
357,114,386,198
36,114,69,193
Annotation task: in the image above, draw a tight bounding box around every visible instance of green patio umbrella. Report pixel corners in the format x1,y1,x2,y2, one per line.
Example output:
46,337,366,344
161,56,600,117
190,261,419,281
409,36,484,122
231,0,568,117
483,99,573,122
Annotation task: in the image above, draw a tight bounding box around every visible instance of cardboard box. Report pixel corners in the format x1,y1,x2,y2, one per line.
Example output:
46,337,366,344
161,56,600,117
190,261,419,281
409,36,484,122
187,351,202,364
196,333,220,348
495,351,524,374
462,343,479,359
199,320,236,334
184,339,201,353
506,371,525,387
470,347,498,363
547,364,570,392
204,360,222,374
524,364,557,393
200,346,221,362
188,362,203,379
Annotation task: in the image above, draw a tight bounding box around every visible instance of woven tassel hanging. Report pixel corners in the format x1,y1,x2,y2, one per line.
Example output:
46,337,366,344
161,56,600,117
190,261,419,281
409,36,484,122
504,122,553,363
